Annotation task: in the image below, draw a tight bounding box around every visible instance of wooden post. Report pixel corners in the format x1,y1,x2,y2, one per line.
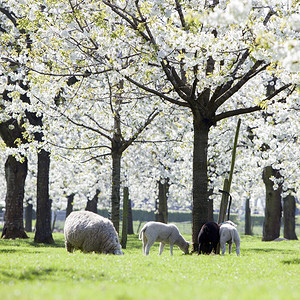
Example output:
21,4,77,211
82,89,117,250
217,178,230,224
121,187,129,249
218,118,241,224
228,119,241,191
245,197,252,235
25,200,33,233
217,119,241,254
127,199,134,234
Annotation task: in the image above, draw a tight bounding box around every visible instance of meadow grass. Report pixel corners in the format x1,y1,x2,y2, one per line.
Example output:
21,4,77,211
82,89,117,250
0,233,299,300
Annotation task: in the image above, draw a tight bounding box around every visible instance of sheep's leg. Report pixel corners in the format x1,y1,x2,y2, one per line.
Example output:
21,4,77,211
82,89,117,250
198,243,202,255
145,240,154,256
159,243,165,255
235,240,240,256
228,242,232,254
221,243,226,255
142,236,148,255
170,244,173,256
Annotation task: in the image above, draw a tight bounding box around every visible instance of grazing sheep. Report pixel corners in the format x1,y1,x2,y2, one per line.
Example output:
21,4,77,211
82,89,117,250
139,221,189,255
219,221,240,255
198,221,220,255
64,211,124,255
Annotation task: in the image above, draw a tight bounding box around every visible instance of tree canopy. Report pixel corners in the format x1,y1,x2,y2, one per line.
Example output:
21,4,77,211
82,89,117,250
0,0,299,244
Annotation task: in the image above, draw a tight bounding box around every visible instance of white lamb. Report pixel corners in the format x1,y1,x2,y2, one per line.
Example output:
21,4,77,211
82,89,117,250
64,211,124,255
219,221,240,255
139,221,189,255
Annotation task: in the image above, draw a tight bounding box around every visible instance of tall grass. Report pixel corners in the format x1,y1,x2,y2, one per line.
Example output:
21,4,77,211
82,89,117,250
0,233,299,300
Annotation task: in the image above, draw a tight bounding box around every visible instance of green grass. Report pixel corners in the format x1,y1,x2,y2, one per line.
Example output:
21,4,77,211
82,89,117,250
0,233,299,300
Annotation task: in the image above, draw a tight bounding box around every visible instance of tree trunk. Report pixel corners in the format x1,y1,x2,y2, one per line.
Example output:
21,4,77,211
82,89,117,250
121,187,129,249
85,189,100,213
25,200,33,233
111,152,121,233
245,197,252,235
262,166,282,241
156,179,169,223
192,117,210,250
66,193,75,218
34,149,54,244
127,199,134,234
283,193,298,240
1,155,28,239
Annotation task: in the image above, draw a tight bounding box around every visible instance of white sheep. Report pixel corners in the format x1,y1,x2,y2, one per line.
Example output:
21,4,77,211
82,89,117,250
64,211,124,255
219,221,240,255
139,221,189,255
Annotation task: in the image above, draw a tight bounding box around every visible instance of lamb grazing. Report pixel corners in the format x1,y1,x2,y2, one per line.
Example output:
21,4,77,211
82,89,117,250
139,221,189,256
219,221,240,255
198,221,220,255
64,211,124,255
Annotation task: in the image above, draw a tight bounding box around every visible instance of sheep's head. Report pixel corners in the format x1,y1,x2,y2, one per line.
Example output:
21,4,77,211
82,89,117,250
183,242,190,254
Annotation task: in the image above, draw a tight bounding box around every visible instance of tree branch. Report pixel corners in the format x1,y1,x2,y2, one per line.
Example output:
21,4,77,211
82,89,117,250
214,61,269,109
121,109,160,152
175,0,187,29
214,106,261,123
102,0,151,42
123,74,190,107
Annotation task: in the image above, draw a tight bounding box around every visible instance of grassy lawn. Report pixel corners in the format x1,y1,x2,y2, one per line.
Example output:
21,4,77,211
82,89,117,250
0,233,299,300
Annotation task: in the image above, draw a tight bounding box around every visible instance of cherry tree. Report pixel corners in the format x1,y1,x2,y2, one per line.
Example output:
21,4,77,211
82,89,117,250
15,0,298,247
92,0,300,247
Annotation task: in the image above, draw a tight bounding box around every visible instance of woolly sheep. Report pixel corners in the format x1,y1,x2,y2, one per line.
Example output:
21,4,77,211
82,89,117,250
198,221,220,255
219,221,240,255
64,211,124,255
139,221,189,255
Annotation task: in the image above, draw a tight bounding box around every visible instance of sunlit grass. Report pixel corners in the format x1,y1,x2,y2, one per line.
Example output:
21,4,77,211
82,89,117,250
0,233,299,299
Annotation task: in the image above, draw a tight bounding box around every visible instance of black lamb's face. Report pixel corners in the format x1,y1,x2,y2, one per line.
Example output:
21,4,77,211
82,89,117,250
200,243,210,254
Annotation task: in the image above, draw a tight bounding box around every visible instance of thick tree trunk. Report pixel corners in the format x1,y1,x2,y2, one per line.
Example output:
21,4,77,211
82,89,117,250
156,179,169,223
66,193,75,218
127,199,134,234
192,117,210,250
1,155,28,239
262,166,282,241
25,200,33,233
34,149,54,244
111,152,121,233
85,189,100,213
283,193,298,240
245,197,252,235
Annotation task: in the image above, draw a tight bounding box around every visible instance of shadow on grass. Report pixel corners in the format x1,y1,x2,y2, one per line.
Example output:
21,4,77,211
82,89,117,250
0,266,108,283
26,240,65,248
126,235,142,250
281,258,300,265
244,248,295,254
0,236,65,251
